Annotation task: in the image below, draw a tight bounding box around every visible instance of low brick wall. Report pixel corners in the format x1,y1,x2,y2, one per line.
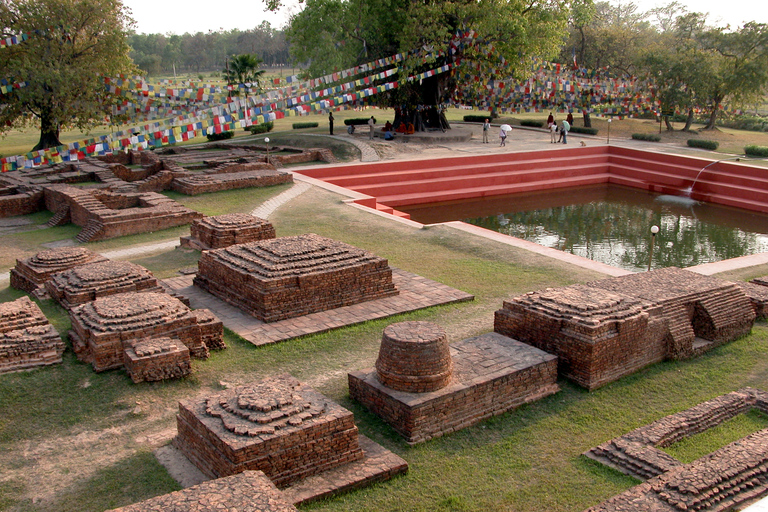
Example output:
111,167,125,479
349,332,559,444
106,470,298,512
124,337,191,384
170,170,292,196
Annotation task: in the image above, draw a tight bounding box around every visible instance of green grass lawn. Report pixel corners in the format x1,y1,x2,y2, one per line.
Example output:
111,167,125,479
2,182,768,512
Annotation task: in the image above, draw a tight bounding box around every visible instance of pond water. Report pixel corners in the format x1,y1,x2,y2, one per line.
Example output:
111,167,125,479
400,185,768,272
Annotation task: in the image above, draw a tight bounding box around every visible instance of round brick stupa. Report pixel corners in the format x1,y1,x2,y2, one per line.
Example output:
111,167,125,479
375,321,453,393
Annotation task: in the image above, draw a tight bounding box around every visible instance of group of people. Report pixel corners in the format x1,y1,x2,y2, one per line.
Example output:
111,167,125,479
481,118,510,146
546,111,573,144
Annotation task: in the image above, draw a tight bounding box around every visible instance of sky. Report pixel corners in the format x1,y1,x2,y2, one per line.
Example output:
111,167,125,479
127,0,766,36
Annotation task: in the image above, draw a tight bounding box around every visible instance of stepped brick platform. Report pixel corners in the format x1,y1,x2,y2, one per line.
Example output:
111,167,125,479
174,374,407,491
106,470,299,512
170,169,292,196
10,247,109,297
45,260,165,310
584,388,768,512
0,296,65,374
124,337,191,383
295,146,768,218
181,213,276,250
349,322,559,444
42,185,203,242
495,267,755,390
69,291,221,372
194,234,399,322
164,268,473,346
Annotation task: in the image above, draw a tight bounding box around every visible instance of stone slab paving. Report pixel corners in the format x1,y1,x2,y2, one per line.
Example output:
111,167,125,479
162,268,474,346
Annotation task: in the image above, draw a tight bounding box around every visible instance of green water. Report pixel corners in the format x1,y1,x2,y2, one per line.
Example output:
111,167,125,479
401,185,768,272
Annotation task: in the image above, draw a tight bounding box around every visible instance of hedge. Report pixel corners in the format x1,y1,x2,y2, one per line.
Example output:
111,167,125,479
248,121,274,134
687,139,719,150
344,118,375,126
520,120,543,128
745,145,768,157
632,133,661,142
206,131,234,141
463,115,489,123
292,122,319,129
570,126,598,135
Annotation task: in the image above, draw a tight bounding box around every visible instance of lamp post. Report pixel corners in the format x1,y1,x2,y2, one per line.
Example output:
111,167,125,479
264,137,270,163
648,225,659,271
607,118,612,144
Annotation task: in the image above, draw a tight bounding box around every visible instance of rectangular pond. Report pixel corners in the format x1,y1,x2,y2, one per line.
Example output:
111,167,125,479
400,184,768,272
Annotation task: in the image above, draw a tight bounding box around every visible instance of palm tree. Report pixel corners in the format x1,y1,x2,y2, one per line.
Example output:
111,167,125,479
223,54,265,98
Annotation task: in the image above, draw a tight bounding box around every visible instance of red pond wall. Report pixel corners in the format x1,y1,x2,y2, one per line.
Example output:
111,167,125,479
295,147,768,218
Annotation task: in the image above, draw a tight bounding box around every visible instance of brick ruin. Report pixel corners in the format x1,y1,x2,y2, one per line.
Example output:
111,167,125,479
0,296,65,374
181,213,276,250
45,260,166,310
174,374,365,486
10,247,108,298
194,234,399,322
69,291,223,373
584,388,768,512
124,337,191,384
107,470,299,512
349,321,559,444
169,168,292,196
43,185,203,242
495,267,756,390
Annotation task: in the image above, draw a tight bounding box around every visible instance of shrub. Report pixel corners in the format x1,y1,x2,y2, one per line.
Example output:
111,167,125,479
687,139,719,150
344,118,375,126
206,131,234,141
745,145,768,157
292,122,319,129
520,120,543,128
570,126,598,135
632,133,661,142
463,115,489,123
248,122,274,134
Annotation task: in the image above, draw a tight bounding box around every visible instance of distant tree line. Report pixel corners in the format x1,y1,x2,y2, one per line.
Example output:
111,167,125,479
128,21,290,77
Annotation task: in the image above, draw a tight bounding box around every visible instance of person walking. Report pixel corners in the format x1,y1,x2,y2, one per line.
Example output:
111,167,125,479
368,116,375,140
328,112,334,135
561,119,570,144
482,118,490,143
499,127,507,147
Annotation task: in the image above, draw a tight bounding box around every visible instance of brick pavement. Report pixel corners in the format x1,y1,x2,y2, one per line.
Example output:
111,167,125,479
162,268,473,346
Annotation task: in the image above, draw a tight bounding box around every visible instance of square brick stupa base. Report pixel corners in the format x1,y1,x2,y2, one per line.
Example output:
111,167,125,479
174,374,407,498
349,332,559,444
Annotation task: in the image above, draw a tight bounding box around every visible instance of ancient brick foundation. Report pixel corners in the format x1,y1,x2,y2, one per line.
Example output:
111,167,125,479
0,177,44,218
69,291,222,372
43,185,203,242
10,247,108,297
584,388,768,512
45,260,165,310
124,337,191,384
0,296,65,374
194,234,398,322
349,322,559,444
170,170,292,196
495,267,755,390
106,470,298,512
174,374,365,487
181,213,276,250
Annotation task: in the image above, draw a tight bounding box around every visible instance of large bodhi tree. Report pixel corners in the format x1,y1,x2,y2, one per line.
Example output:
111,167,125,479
280,0,573,106
0,0,136,151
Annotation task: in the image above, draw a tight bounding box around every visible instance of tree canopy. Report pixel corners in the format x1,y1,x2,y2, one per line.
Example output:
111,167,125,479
0,0,136,150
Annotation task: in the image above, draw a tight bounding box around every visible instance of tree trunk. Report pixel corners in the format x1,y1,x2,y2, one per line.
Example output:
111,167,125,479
33,110,62,151
582,111,592,128
664,116,674,131
682,109,695,132
704,107,719,130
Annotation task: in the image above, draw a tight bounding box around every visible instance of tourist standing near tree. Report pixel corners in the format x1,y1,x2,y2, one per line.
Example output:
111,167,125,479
482,119,490,143
550,122,558,143
561,119,570,144
368,116,375,140
546,112,554,128
328,112,334,135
